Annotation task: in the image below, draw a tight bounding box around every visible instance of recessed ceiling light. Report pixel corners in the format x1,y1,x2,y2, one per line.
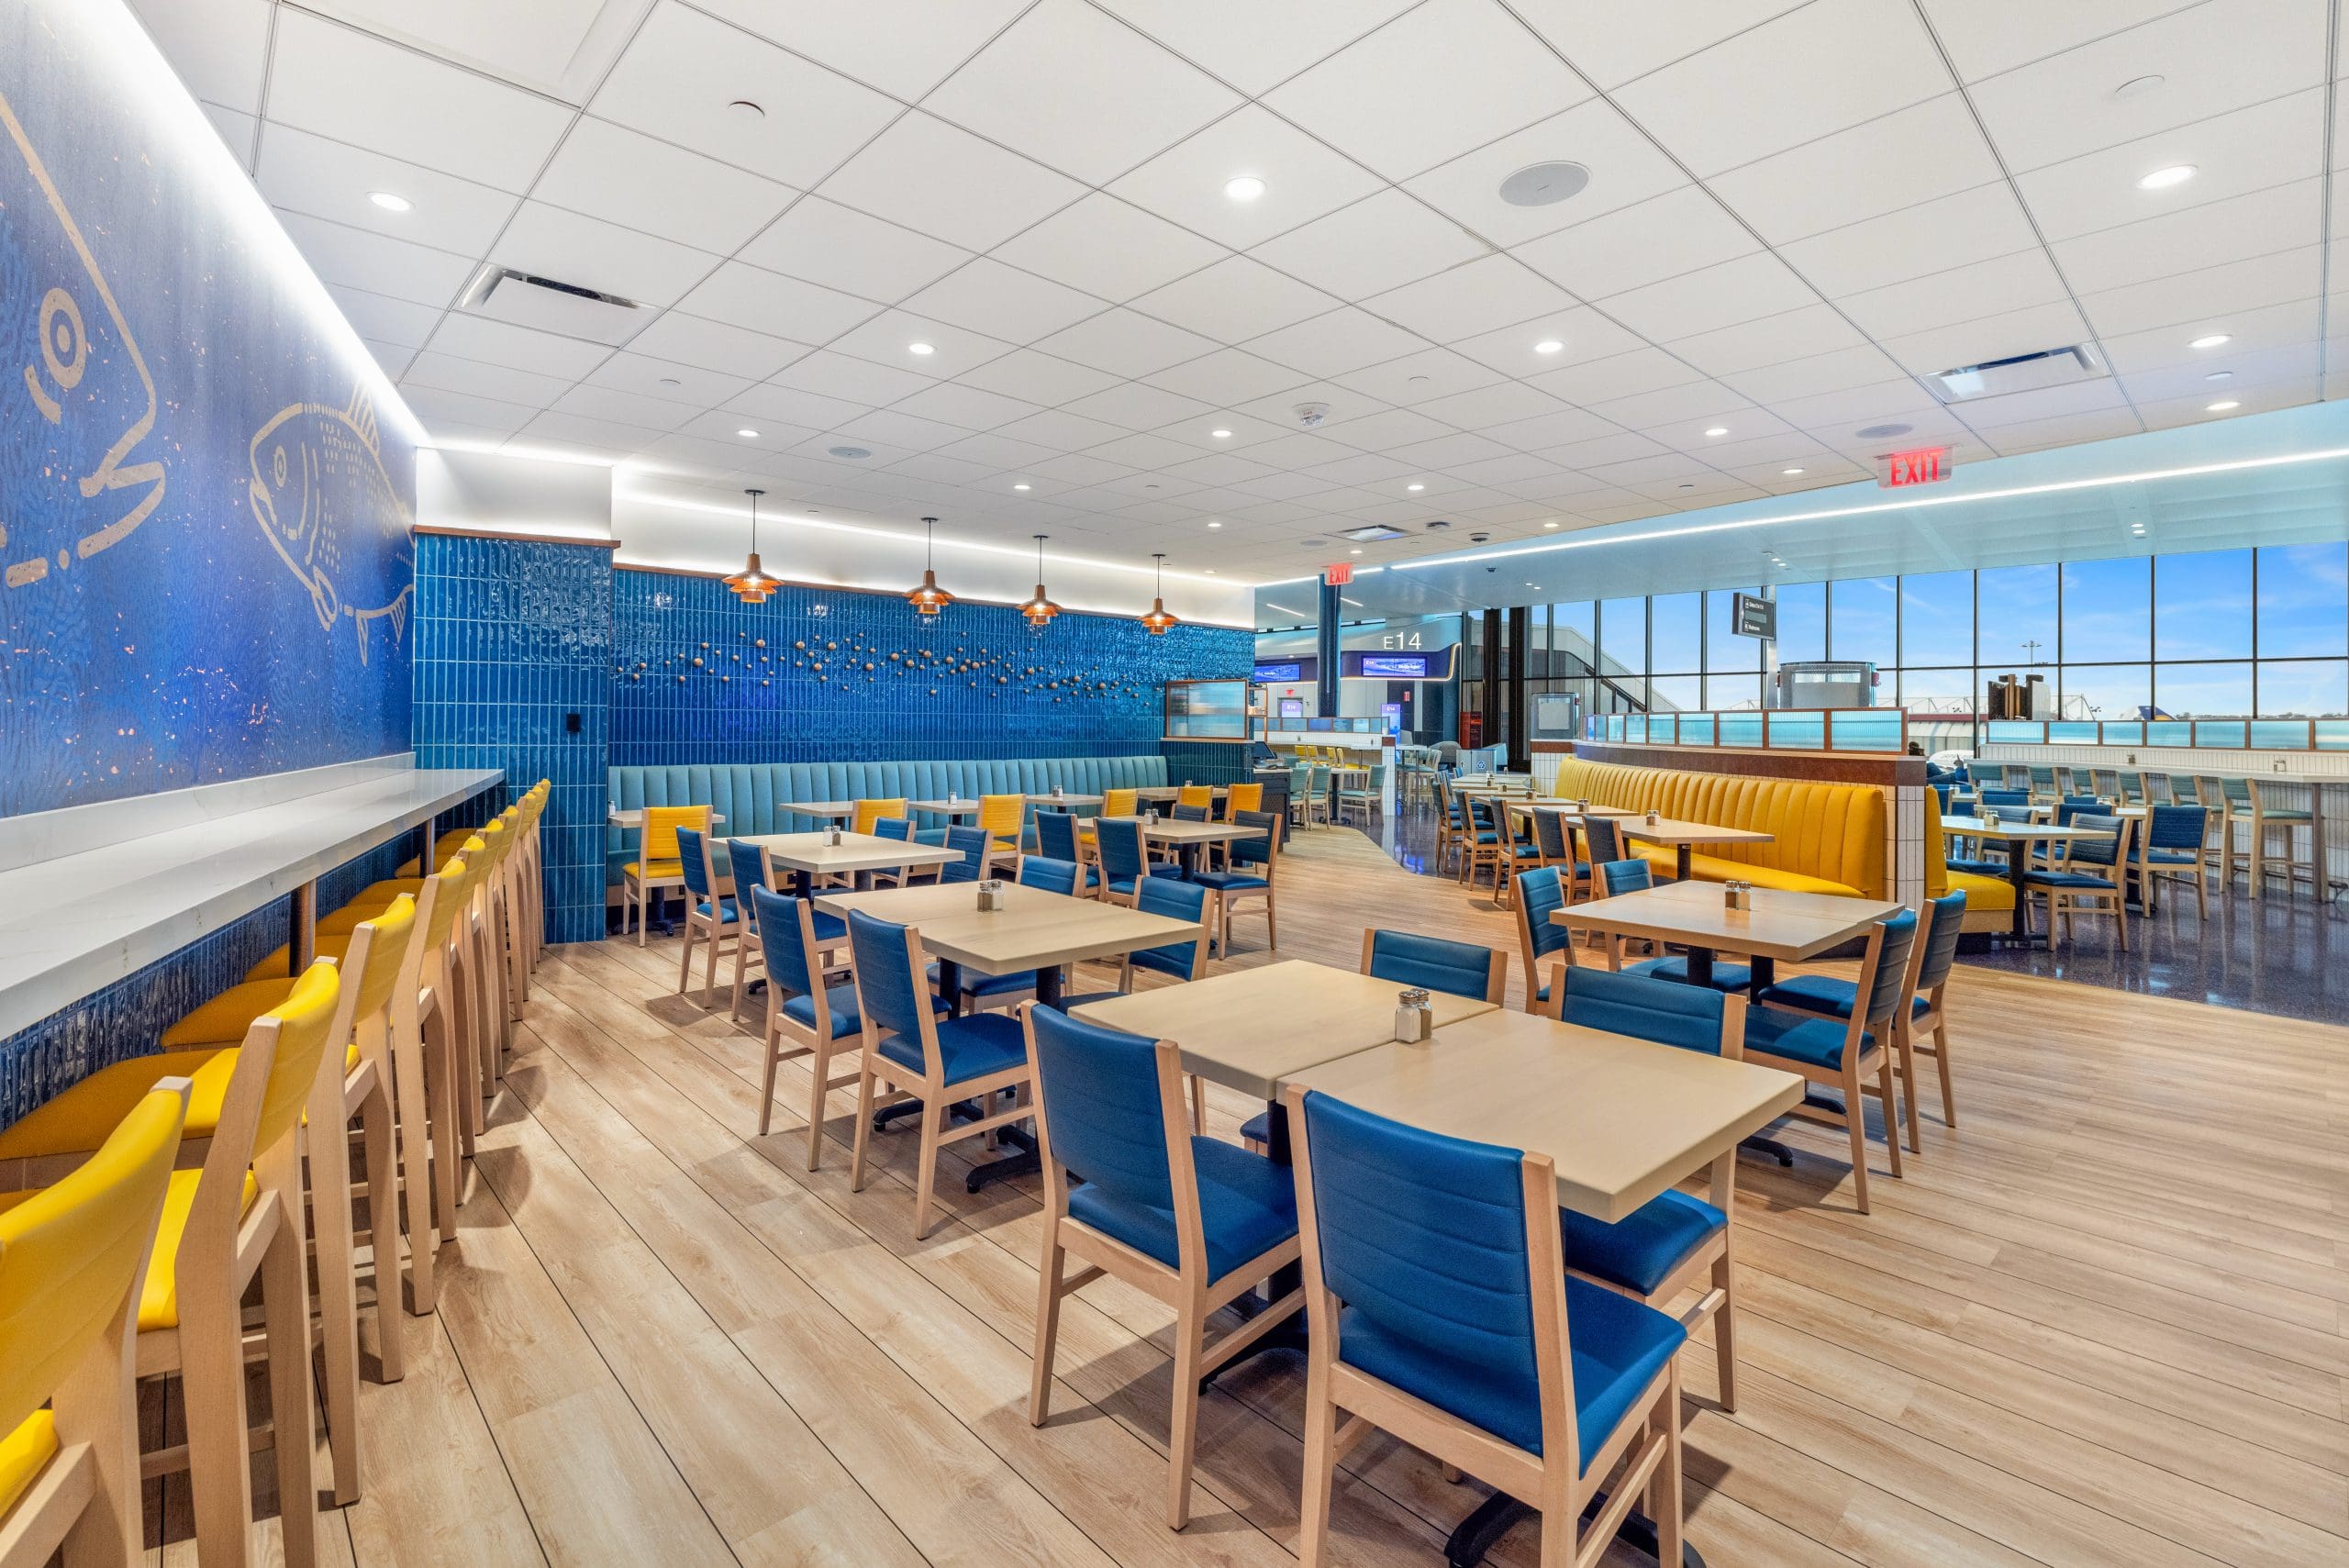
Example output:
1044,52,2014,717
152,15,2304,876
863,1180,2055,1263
1704,427,1728,438
657,376,681,387
2205,371,2233,382
1207,519,1222,528
1498,161,1589,207
1855,422,1912,439
368,191,412,213
2137,164,2195,190
1210,428,1231,438
2113,73,2165,99
907,341,935,356
1350,548,1363,555
1224,176,1265,202
728,99,765,120
1533,339,1564,354
1782,467,1805,475
1407,483,1425,492
2188,333,2232,349
1204,568,1216,574
1677,483,1696,490
735,428,760,439
2206,399,2240,412
1542,521,1559,529
1013,483,1031,490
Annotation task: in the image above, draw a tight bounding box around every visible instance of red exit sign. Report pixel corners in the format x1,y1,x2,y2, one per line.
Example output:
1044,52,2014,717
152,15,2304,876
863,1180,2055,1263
1877,446,1954,489
1322,562,1354,585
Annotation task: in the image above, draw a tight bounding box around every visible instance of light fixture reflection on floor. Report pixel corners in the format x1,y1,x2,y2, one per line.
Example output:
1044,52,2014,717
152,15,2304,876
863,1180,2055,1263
905,516,953,620
1140,553,1179,635
1019,534,1061,628
721,487,781,603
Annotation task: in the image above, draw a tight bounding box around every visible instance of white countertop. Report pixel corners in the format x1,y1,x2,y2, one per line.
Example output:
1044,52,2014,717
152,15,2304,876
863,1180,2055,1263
0,765,502,1039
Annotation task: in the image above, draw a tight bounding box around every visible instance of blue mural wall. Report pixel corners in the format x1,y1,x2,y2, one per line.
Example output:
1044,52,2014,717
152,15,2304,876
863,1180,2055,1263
0,1,415,818
611,568,1252,765
413,534,614,945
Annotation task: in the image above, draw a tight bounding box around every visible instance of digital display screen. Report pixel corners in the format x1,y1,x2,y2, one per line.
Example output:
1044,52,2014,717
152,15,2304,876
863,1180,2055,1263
1360,653,1430,678
1253,662,1303,682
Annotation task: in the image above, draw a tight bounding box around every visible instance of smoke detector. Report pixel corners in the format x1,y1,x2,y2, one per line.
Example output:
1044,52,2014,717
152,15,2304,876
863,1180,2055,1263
1294,401,1330,428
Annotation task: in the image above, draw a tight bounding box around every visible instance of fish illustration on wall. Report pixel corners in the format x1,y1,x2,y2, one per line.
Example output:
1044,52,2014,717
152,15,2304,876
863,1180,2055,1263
0,83,167,592
248,387,416,665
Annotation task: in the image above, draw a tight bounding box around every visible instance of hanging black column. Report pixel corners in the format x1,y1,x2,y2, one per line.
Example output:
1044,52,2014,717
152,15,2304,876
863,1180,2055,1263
1479,607,1501,752
1506,604,1531,772
1316,573,1341,717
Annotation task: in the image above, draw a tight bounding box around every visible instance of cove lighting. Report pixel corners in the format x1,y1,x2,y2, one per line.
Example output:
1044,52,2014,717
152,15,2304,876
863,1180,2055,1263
368,191,412,212
2137,164,2195,190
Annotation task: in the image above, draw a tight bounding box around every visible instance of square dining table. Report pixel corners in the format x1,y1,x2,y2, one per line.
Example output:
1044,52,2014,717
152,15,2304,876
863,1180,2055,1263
775,800,856,821
1618,816,1776,882
736,830,958,899
1938,813,2117,943
1553,878,1903,992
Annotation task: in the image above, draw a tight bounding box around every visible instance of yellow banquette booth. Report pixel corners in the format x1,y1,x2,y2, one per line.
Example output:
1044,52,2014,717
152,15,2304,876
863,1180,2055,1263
1925,802,2017,933
1550,757,1887,899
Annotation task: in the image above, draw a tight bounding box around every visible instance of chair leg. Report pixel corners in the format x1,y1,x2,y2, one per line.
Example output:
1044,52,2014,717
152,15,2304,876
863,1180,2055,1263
310,1122,364,1505
678,917,699,995
1932,1021,1956,1128
262,1208,320,1568
358,1083,405,1376
1710,1239,1738,1414
911,1096,945,1240
848,1063,877,1194
805,1039,835,1172
1877,1052,1903,1180
181,1292,260,1568
1842,1064,1871,1215
1652,1363,1685,1568
1030,1218,1066,1426
1296,1354,1338,1568
427,1006,465,1240
395,1018,438,1313
705,921,724,1005
1166,1306,1206,1529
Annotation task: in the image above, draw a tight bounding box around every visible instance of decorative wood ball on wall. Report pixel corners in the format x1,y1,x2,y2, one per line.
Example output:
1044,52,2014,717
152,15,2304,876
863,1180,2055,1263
794,640,806,651
692,657,704,667
755,639,765,648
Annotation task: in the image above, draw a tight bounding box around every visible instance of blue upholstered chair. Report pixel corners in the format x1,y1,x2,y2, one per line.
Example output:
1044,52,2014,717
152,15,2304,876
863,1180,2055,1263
1551,964,1746,1409
1363,929,1508,1004
1024,1004,1301,1529
867,813,919,887
1530,806,1574,877
2132,803,2211,918
946,856,1086,1015
1095,818,1178,906
725,838,773,1020
846,909,1033,1238
1170,800,1211,823
1061,874,1210,1015
673,827,741,1006
751,886,941,1168
1510,865,1574,1013
1588,857,1742,985
1756,890,1965,1151
1189,810,1281,955
1031,810,1100,895
1286,1088,1686,1568
2025,811,2131,951
1745,907,1921,1213
939,825,992,885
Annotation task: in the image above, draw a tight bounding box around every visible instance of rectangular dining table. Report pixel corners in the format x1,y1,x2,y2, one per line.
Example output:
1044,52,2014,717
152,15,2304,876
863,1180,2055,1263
1140,817,1264,875
1939,813,2117,943
736,830,958,898
1553,878,1904,993
774,800,856,821
1618,817,1776,882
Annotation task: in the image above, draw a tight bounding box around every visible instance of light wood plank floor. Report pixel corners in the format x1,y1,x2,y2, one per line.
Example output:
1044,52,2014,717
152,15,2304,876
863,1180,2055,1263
191,827,2349,1568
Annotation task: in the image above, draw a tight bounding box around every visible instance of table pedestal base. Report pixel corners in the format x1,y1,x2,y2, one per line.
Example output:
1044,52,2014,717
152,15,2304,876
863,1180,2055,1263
1446,1489,1700,1568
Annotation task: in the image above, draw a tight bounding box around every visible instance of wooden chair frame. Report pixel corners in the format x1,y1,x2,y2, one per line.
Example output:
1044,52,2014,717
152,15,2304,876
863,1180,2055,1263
1210,816,1282,956
677,830,746,1006
2027,814,2134,951
1750,918,1919,1214
755,897,865,1171
618,805,707,945
1024,1012,1303,1529
1286,1086,1682,1568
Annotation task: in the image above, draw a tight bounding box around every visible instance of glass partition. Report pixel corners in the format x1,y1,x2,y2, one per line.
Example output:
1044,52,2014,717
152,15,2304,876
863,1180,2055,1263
1163,678,1249,739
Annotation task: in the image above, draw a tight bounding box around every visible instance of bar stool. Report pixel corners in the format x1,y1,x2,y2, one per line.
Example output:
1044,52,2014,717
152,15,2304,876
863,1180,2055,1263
2241,777,2319,899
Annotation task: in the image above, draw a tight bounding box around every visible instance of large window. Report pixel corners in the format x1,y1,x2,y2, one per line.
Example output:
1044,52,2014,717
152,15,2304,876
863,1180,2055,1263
1705,589,1761,672
1898,571,1973,669
2157,662,2252,717
1978,562,2056,669
2154,549,2252,661
2256,542,2348,657
2258,659,2349,717
1829,577,1897,667
1598,597,1646,675
1771,582,1826,663
2059,662,2151,723
2062,556,2150,662
1649,593,1702,676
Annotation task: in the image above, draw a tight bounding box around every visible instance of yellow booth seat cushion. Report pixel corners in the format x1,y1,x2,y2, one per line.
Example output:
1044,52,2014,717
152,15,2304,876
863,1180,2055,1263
1945,870,2014,912
0,1049,239,1159
0,1409,58,1518
622,858,682,882
139,1168,258,1330
1553,757,1887,900
1922,805,2016,923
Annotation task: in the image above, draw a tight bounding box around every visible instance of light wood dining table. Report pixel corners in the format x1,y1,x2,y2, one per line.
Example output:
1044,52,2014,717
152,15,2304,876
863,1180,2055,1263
737,829,958,898
1618,816,1776,882
1552,878,1902,993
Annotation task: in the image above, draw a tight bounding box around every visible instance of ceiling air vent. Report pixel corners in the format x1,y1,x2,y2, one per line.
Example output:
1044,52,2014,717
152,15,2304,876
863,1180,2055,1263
459,265,646,346
1339,524,1407,542
1926,343,2107,404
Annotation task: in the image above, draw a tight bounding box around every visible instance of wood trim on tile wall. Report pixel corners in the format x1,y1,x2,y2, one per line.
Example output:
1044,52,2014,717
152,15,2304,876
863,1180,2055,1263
413,525,622,550
1563,741,1925,787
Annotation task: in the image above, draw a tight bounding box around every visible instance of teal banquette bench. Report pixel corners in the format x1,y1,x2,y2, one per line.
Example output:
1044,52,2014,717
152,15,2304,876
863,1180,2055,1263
605,756,1173,891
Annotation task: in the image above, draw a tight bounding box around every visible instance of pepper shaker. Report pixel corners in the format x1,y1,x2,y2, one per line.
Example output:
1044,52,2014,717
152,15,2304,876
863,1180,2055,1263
1393,987,1433,1043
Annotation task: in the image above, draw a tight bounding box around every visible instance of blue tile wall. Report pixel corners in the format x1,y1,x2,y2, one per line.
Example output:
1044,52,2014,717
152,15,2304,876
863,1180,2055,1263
0,840,401,1127
611,569,1252,764
412,534,612,945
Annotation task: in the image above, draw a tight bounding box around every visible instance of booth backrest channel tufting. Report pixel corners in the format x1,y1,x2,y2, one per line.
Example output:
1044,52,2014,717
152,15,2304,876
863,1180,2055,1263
1550,756,1887,900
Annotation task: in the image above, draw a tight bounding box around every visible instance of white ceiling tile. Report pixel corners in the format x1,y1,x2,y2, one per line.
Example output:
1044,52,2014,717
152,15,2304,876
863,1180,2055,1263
620,312,811,381
928,1,1243,185
492,202,717,308
1525,346,1705,405
532,117,796,255
2112,337,2318,399
1308,406,1456,450
551,384,697,432
1304,451,1420,486
1717,342,1908,404
1403,98,1687,250
2012,90,2324,242
2052,178,2322,295
1837,250,2072,340
1513,186,1761,303
932,430,1063,471
889,382,1048,431
1089,431,1211,470
400,384,540,435
818,111,1086,251
828,309,1018,386
1509,0,1811,90
673,261,881,342
736,197,971,306
1243,307,1428,378
835,408,974,452
1033,308,1219,377
253,125,519,255
132,0,272,109
366,339,417,379
900,260,1108,342
1413,382,1572,430
1264,0,1591,181
326,284,446,350
996,407,1136,450
1586,378,1754,429
1030,452,1139,486
2099,295,2319,374
1332,346,1505,406
2077,246,2321,339
1365,255,1575,343
1248,189,1487,303
404,350,574,407
1109,105,1384,249
1615,0,1952,177
263,10,572,193
1132,257,1341,341
1708,94,2006,245
1976,406,2149,455
1448,308,1648,379
590,2,900,189
1481,407,1620,450
1876,300,2093,376
203,104,258,170
1149,411,1298,453
1965,2,2323,172
695,0,1033,99
1776,183,2041,298
277,209,474,306
1950,377,2133,430
768,348,936,405
784,435,919,471
1145,348,1317,405
1601,252,1820,340
1094,0,1417,95
1668,305,1869,378
581,351,754,409
1537,431,1670,469
424,311,613,379
1771,377,1943,429
988,194,1228,304
886,452,1009,487
1917,0,2191,82
955,348,1125,405
1060,381,1216,433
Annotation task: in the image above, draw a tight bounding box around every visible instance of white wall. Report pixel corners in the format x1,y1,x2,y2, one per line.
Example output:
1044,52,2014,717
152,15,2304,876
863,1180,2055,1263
418,449,612,540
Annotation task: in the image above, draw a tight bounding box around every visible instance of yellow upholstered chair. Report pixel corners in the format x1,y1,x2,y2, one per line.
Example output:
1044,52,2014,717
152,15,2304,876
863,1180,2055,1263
852,797,907,836
0,1079,187,1568
978,794,1026,871
1176,784,1213,811
621,804,710,945
1222,782,1262,819
1101,787,1139,820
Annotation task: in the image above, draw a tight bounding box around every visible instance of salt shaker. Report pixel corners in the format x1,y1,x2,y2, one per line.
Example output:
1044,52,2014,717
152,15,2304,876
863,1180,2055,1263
1393,987,1433,1043
826,824,842,846
1645,809,1661,827
977,878,1005,911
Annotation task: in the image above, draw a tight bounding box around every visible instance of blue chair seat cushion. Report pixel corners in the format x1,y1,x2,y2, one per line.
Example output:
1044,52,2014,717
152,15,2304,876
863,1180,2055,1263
1944,856,2009,877
1240,1110,1270,1145
781,983,944,1040
1623,956,1753,993
963,967,1041,998
2023,869,2117,889
1755,975,1930,1021
874,1012,1029,1086
1189,870,1269,893
2131,848,2198,865
696,895,739,920
808,908,846,943
1338,1274,1685,1473
1067,1137,1297,1284
1053,989,1126,1011
1743,1008,1865,1072
1561,1190,1726,1296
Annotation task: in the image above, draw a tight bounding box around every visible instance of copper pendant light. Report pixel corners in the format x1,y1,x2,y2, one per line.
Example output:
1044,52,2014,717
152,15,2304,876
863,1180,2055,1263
1140,552,1179,635
721,487,780,602
1019,534,1061,627
905,516,953,617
